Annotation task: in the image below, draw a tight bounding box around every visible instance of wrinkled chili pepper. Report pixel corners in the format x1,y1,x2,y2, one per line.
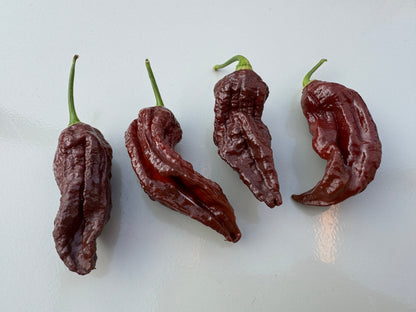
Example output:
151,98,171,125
292,59,382,206
213,55,282,208
53,55,112,275
125,59,241,242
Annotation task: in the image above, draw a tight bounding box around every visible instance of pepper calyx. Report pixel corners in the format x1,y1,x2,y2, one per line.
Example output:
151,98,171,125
303,58,327,88
213,55,253,72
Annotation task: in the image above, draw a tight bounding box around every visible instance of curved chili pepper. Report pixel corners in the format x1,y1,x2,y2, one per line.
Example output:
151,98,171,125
53,55,112,275
292,59,382,206
125,59,241,242
213,55,282,208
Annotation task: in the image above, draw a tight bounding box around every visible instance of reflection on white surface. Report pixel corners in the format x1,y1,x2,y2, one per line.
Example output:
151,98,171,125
314,204,341,264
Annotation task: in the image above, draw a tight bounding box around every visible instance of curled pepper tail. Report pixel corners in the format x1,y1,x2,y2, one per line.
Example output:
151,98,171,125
293,80,382,206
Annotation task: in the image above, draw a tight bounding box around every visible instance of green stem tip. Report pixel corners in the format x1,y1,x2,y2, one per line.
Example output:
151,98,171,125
303,58,327,88
145,59,164,107
68,54,81,126
213,55,252,71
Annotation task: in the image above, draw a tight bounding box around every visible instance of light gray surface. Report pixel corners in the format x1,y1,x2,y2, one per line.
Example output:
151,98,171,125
1,0,415,311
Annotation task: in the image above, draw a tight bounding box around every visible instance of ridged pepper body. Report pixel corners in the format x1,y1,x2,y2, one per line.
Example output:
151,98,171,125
214,69,282,207
53,122,112,274
125,106,241,242
292,80,382,206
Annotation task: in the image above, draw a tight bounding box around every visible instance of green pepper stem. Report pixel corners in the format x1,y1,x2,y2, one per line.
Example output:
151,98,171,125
213,55,252,71
303,58,327,88
68,55,81,126
145,59,164,107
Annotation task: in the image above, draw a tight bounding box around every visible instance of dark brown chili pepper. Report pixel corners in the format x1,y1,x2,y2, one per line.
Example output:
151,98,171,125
292,59,382,206
53,55,112,275
125,59,241,242
213,55,282,208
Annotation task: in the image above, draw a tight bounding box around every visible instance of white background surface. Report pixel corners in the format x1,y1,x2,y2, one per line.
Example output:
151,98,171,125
1,0,416,311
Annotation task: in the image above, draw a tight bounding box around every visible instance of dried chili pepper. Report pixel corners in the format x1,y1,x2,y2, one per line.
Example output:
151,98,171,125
125,59,241,242
53,55,112,275
292,59,382,206
213,55,282,208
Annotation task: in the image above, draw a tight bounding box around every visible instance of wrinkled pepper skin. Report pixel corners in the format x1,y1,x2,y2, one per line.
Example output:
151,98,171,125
292,77,382,206
125,59,241,242
53,122,112,274
53,55,112,275
214,69,282,208
126,106,241,242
